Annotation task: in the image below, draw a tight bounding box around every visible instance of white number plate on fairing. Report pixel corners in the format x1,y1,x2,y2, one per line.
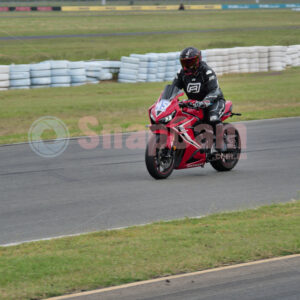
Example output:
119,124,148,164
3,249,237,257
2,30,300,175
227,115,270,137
155,99,170,115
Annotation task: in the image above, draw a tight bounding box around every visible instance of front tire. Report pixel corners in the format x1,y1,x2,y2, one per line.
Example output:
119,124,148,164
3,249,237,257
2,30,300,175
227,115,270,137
210,124,241,172
145,134,174,179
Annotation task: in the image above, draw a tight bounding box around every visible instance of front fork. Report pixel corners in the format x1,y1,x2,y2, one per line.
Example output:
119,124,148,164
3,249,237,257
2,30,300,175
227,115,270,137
149,125,176,151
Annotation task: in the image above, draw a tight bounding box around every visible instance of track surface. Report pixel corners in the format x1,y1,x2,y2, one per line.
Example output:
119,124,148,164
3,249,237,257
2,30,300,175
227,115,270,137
0,117,299,245
59,255,300,300
1,25,299,40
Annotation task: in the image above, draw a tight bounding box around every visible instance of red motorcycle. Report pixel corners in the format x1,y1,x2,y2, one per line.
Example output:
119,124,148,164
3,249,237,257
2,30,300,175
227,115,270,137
145,85,241,179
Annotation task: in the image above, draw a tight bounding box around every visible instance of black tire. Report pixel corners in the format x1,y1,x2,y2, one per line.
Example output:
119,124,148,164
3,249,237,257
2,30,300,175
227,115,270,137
145,134,174,179
210,124,241,172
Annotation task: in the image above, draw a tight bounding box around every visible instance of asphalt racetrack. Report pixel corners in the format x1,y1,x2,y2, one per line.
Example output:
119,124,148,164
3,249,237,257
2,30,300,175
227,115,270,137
0,117,299,246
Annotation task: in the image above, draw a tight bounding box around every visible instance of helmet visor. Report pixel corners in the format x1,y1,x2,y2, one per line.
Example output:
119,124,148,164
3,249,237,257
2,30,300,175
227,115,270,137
180,56,200,74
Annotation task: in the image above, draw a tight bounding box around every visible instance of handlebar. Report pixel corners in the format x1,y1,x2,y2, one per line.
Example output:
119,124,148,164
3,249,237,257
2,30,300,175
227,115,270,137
178,102,188,108
179,101,200,110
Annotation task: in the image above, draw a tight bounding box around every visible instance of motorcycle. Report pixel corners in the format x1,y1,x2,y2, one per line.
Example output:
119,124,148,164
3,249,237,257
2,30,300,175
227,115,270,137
145,84,241,179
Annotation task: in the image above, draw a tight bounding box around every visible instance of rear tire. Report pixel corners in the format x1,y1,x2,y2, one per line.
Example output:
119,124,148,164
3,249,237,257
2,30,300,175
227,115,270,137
210,124,241,172
145,134,174,179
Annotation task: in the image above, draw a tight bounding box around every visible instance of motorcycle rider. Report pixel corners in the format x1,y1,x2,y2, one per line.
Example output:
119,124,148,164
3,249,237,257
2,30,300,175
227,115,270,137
172,46,226,130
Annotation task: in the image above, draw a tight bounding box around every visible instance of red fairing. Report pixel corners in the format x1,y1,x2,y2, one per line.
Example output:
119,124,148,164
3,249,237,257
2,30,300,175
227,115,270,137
221,101,233,122
148,95,207,169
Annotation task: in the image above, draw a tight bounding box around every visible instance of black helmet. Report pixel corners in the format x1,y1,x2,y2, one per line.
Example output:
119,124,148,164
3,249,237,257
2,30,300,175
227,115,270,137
180,47,202,75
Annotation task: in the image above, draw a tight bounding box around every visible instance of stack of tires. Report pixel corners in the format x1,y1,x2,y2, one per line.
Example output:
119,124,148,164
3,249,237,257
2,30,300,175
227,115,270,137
165,52,179,81
146,54,159,82
286,45,300,67
97,61,115,80
269,46,287,71
105,61,121,75
227,48,239,74
50,60,71,88
156,54,167,82
237,47,249,73
0,65,10,91
220,49,229,74
130,54,148,83
30,63,51,88
9,64,30,90
118,56,139,83
30,62,51,89
248,47,260,73
85,62,101,84
205,49,226,76
69,61,87,87
257,46,269,72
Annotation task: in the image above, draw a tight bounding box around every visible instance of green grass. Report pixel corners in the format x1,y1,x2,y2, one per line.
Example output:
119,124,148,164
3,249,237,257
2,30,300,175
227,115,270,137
0,67,299,144
0,200,299,299
0,10,299,64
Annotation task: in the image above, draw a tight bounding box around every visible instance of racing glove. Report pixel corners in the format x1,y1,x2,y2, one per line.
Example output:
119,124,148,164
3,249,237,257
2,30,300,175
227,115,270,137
190,100,211,109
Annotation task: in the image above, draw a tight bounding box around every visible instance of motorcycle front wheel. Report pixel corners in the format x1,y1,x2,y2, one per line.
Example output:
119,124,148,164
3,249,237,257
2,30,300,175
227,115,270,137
145,134,174,179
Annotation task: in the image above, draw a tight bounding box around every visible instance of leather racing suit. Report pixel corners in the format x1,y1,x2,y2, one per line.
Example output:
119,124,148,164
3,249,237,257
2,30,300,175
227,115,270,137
172,61,225,125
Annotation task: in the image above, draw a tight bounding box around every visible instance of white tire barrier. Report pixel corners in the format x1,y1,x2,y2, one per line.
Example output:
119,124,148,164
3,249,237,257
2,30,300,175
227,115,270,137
86,76,99,82
1,60,120,91
0,73,9,81
0,65,10,90
287,45,300,66
99,72,113,80
68,62,86,84
51,76,71,84
119,73,137,81
70,68,86,76
71,75,86,83
0,80,9,88
10,64,30,72
1,45,300,91
86,70,100,78
68,61,85,69
49,60,69,69
50,61,71,85
30,62,51,71
51,83,71,87
31,77,51,85
51,69,70,76
30,70,51,77
10,79,31,87
10,72,30,80
30,63,51,88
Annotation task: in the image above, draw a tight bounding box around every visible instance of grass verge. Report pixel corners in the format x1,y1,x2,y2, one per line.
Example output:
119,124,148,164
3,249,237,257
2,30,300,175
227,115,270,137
0,200,299,299
0,10,299,64
0,67,299,144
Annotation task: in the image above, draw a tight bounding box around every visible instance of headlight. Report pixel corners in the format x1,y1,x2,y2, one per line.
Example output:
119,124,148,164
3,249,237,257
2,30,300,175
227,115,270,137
159,110,176,124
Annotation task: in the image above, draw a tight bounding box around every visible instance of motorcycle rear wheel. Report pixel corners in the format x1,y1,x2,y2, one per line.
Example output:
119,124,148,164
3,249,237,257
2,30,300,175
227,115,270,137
210,124,241,172
145,134,174,179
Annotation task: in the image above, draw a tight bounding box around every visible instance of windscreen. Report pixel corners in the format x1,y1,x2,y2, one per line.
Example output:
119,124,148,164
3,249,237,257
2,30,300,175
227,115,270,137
161,84,180,101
